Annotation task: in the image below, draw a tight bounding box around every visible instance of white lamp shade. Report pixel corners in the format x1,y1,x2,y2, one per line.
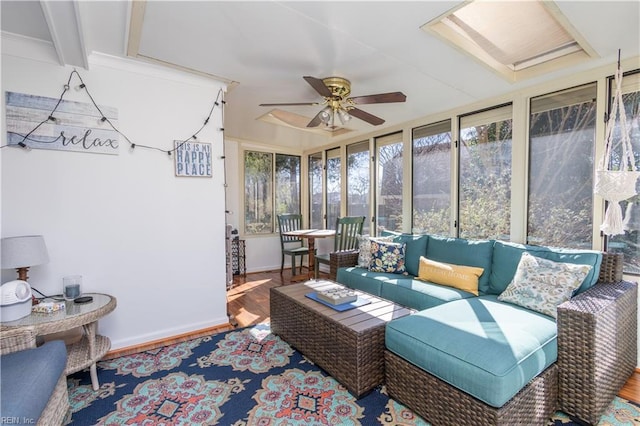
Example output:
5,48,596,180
1,235,49,269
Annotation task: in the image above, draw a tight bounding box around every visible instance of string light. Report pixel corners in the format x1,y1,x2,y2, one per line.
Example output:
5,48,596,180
2,69,225,154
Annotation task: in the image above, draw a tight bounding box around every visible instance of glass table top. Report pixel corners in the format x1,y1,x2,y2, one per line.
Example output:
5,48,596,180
1,293,114,328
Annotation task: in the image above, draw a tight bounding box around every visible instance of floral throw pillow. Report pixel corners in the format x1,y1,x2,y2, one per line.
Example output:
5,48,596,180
369,240,407,274
498,252,592,318
357,235,393,268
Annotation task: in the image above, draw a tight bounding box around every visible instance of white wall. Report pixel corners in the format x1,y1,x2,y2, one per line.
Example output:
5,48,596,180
1,52,229,349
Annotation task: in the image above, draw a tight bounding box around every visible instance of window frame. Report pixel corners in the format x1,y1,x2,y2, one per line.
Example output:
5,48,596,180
457,103,513,240
243,149,301,236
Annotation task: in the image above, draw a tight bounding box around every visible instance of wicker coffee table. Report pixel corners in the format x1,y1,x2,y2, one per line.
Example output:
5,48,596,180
270,280,413,397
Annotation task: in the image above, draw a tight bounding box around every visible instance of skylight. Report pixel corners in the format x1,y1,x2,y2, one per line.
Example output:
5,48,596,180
422,0,597,82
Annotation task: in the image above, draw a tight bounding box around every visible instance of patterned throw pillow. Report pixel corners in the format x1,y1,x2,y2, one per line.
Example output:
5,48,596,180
369,240,407,274
357,235,393,268
497,252,592,318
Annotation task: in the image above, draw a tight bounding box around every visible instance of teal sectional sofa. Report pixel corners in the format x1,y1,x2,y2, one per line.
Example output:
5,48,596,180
331,233,636,425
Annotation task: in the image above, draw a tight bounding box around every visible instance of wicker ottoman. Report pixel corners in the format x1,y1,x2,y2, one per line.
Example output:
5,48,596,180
270,280,413,397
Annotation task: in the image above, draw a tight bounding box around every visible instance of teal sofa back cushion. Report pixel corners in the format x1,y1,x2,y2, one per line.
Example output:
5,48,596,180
425,235,494,294
390,234,429,277
489,241,603,295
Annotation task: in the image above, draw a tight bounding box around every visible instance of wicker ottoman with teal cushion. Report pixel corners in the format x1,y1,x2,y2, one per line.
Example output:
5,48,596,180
0,340,67,422
385,295,557,408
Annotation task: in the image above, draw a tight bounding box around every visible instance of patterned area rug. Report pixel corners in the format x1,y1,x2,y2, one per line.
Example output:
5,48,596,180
67,324,639,425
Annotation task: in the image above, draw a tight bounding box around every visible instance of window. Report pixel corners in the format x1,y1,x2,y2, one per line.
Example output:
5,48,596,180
376,133,404,233
528,84,597,249
422,0,596,81
607,72,640,275
459,105,512,240
275,154,301,216
326,148,341,229
347,141,370,234
244,151,273,234
244,150,301,235
412,120,452,235
309,152,323,229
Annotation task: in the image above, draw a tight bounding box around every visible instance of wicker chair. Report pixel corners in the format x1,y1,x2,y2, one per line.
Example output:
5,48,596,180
331,250,636,425
0,327,70,425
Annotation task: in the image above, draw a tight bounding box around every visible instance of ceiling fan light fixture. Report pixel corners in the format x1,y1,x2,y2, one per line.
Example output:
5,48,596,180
337,108,352,125
259,75,406,130
319,106,332,124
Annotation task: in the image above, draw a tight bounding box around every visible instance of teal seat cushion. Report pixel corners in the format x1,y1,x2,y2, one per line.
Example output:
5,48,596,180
385,295,557,408
489,241,603,295
425,235,494,294
337,267,392,296
380,278,475,310
0,340,67,421
390,234,429,276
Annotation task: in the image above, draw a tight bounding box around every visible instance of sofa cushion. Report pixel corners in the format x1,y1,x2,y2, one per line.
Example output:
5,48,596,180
425,235,494,294
498,252,592,318
489,241,603,295
380,277,476,310
337,267,389,296
417,256,484,296
385,295,557,408
0,340,67,421
369,240,407,274
390,234,429,276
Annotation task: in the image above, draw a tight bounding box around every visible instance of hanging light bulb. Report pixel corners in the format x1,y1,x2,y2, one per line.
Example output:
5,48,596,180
337,108,352,125
319,106,331,124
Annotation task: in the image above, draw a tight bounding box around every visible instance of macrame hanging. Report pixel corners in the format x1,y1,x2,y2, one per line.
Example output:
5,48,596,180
594,56,640,236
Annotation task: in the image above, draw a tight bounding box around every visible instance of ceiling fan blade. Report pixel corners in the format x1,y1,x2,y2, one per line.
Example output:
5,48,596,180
259,102,319,107
307,110,325,128
348,91,406,105
303,76,332,97
349,108,385,126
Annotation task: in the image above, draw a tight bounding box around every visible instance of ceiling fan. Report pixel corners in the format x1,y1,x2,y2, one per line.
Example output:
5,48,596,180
259,76,406,129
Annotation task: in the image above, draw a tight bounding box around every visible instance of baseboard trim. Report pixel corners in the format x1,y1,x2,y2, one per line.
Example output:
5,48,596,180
103,322,235,359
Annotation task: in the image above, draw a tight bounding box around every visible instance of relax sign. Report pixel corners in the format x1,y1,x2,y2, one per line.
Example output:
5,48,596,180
5,91,119,155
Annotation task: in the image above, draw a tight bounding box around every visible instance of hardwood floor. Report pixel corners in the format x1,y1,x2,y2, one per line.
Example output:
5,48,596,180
228,269,640,405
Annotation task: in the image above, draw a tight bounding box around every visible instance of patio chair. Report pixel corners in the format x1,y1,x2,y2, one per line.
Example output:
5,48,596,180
277,214,309,276
315,216,365,279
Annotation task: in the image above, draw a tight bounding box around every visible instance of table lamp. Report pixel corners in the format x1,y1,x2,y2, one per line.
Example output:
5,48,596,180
1,235,50,306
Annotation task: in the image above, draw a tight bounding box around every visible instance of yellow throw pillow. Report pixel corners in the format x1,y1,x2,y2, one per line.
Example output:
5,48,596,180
417,256,484,295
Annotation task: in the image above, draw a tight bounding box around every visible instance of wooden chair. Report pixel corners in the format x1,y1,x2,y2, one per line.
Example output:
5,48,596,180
277,214,310,276
315,216,365,278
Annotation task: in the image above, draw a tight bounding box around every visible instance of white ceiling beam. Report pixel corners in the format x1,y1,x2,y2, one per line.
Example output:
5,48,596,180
39,0,88,69
126,0,146,58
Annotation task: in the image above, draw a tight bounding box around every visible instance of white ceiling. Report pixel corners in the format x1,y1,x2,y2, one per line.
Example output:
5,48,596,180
2,1,640,150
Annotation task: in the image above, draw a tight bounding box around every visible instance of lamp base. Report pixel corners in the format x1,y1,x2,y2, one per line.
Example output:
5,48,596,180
15,267,39,305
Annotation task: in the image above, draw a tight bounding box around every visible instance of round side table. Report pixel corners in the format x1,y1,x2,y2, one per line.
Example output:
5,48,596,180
1,293,117,391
